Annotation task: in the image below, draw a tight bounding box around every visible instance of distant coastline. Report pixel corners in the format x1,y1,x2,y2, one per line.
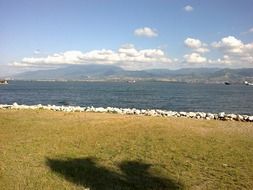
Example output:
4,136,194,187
5,79,253,85
10,65,253,84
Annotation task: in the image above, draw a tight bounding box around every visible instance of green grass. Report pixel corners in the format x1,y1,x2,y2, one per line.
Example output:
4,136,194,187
0,109,253,190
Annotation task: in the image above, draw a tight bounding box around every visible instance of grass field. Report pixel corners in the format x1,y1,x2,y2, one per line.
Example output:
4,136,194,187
0,109,253,190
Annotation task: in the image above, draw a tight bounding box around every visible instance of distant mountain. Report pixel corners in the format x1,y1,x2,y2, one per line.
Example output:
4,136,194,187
13,64,253,83
14,65,125,80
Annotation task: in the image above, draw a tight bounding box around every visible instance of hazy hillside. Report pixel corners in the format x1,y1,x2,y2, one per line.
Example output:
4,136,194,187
14,65,125,80
13,65,253,83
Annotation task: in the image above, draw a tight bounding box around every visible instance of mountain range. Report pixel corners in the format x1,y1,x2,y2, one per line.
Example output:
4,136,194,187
13,64,253,83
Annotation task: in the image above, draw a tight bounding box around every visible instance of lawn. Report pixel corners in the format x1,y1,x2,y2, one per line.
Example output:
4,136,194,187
0,109,253,190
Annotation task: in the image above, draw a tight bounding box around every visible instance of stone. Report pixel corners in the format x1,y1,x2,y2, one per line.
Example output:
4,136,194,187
218,112,225,119
188,112,196,118
224,116,232,121
112,108,122,114
164,111,174,117
199,112,207,118
207,113,214,119
0,104,11,109
95,107,107,113
13,102,18,106
243,115,249,121
146,110,157,116
179,112,187,117
236,114,244,121
227,114,237,120
134,109,141,115
140,109,147,114
196,112,205,118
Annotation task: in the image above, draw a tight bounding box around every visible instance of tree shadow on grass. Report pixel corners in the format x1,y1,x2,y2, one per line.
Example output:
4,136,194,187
46,157,183,190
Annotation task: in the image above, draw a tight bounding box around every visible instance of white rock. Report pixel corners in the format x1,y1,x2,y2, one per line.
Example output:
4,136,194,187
175,112,180,117
140,109,147,114
188,112,196,118
95,107,107,113
224,116,232,121
36,104,43,109
0,104,11,109
218,112,225,118
243,115,249,121
134,109,141,115
199,112,207,118
227,114,237,120
121,108,132,114
146,110,157,116
179,112,187,117
114,108,123,114
164,111,174,117
13,102,18,106
236,114,243,121
207,113,214,119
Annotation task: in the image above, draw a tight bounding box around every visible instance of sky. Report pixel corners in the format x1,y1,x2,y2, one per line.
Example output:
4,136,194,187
1,0,253,76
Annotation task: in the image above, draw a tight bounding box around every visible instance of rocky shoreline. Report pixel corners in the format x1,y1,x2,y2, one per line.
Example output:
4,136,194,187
0,102,253,122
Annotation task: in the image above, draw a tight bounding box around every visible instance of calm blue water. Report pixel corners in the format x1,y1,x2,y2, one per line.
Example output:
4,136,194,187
0,81,252,115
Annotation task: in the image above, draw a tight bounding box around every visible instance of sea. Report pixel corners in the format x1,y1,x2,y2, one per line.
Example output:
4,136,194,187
0,80,252,115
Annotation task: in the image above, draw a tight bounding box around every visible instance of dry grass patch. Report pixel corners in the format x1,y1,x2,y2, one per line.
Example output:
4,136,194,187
0,109,253,189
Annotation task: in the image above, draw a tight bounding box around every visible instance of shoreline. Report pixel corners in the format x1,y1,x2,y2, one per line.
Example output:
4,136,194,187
0,102,253,122
5,79,253,84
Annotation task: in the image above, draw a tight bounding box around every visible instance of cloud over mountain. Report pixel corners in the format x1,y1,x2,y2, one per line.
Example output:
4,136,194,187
184,53,207,64
12,44,171,70
10,36,253,70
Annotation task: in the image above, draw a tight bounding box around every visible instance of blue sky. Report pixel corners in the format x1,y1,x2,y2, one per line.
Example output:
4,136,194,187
1,0,253,76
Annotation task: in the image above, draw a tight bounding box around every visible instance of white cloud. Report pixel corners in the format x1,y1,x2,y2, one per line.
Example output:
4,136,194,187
217,55,233,64
249,27,253,33
184,38,209,53
195,47,209,53
11,45,172,70
212,36,253,66
212,36,243,53
212,36,253,55
134,27,158,37
185,38,201,48
11,36,253,70
184,5,194,12
184,53,207,63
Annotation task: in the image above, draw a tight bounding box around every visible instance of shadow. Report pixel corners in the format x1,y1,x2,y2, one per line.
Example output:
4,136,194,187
46,157,183,190
119,161,181,190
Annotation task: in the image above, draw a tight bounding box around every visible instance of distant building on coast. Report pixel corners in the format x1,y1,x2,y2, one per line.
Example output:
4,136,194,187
0,80,8,84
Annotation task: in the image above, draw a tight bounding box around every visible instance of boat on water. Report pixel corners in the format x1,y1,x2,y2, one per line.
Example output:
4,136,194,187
244,81,253,86
224,81,231,85
127,80,136,83
0,80,8,85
